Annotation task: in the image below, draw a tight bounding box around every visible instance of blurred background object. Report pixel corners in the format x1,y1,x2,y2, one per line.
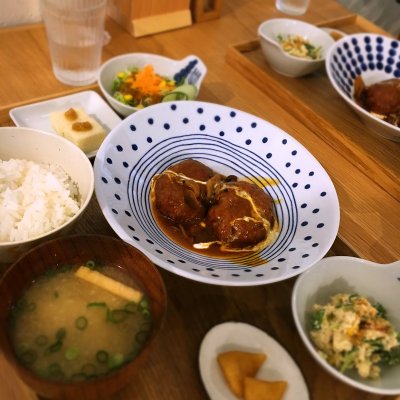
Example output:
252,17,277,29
337,0,400,37
2,0,398,39
191,0,224,22
40,0,107,86
0,0,41,27
275,0,310,15
106,0,192,37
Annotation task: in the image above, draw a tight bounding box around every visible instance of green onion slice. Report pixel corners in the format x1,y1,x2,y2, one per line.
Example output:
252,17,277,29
96,350,109,363
141,308,151,320
108,353,124,369
48,341,62,353
85,260,96,269
139,298,149,310
56,328,66,341
20,349,37,365
75,316,88,330
65,346,80,361
87,302,107,308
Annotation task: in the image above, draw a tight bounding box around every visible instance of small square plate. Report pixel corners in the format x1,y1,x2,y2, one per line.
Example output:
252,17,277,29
9,90,122,158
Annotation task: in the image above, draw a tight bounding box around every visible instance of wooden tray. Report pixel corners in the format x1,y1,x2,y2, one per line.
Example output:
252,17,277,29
225,14,400,202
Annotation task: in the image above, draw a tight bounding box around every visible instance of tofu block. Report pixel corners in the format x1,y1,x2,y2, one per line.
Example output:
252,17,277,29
50,107,106,153
51,107,87,135
62,116,105,153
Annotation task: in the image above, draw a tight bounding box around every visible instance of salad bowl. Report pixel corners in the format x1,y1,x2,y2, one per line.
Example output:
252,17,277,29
98,53,207,117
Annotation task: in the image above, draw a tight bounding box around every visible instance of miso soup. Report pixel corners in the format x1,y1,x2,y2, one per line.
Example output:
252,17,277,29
10,262,152,382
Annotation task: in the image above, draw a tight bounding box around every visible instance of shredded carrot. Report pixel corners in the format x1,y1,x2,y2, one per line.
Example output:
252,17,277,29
131,65,173,95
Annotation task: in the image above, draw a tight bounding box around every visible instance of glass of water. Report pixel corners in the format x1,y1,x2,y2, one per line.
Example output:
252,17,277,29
275,0,310,15
40,0,107,86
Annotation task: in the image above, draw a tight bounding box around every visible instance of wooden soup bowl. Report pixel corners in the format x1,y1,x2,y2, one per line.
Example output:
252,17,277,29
0,234,167,400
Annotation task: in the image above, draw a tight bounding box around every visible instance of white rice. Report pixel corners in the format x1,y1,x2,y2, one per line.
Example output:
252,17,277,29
0,158,80,243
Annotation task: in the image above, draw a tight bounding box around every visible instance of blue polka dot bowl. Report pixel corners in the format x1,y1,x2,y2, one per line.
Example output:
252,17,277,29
326,33,400,141
292,256,400,395
93,101,340,286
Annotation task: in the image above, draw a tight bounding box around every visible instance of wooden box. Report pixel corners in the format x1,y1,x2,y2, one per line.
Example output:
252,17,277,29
191,0,224,22
107,0,192,38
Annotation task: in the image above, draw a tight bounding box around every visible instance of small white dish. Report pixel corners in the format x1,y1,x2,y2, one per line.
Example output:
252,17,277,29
258,18,335,77
199,322,309,400
9,90,122,158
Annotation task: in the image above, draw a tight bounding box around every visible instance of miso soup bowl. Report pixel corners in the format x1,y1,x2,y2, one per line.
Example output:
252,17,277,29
0,234,167,400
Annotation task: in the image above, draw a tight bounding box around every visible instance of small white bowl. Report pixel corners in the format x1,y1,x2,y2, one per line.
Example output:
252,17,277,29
292,256,400,395
0,127,94,263
258,18,335,77
326,33,400,141
98,53,207,117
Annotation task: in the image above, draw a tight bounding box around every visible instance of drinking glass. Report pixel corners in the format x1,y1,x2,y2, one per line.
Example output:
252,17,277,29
275,0,310,15
40,0,107,86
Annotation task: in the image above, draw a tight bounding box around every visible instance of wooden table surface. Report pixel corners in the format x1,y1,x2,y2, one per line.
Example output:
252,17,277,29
0,0,399,399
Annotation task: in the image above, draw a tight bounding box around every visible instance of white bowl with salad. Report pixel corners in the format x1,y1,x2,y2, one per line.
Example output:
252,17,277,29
258,18,334,77
98,53,207,117
292,256,400,395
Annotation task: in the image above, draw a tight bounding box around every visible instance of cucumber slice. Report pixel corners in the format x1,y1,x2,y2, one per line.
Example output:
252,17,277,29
162,84,197,102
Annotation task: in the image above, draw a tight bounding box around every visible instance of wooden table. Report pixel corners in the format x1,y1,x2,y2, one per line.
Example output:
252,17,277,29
0,1,399,399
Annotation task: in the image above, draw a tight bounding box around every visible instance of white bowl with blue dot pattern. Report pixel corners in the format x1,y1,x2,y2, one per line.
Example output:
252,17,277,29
94,101,340,286
326,33,400,141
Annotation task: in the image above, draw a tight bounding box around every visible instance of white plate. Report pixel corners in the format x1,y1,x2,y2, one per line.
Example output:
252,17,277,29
9,90,122,158
199,322,309,400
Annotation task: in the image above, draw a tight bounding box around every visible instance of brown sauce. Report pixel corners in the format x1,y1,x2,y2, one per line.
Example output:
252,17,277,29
150,160,280,263
150,199,234,259
151,204,273,268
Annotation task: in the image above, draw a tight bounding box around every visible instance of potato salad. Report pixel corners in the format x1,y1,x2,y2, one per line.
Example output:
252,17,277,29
310,293,400,379
277,34,322,60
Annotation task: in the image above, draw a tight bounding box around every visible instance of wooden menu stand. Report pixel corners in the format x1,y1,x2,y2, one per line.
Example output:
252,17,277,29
107,0,192,37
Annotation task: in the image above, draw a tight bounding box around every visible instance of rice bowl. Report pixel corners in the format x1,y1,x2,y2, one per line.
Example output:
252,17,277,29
0,127,94,263
0,159,80,243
